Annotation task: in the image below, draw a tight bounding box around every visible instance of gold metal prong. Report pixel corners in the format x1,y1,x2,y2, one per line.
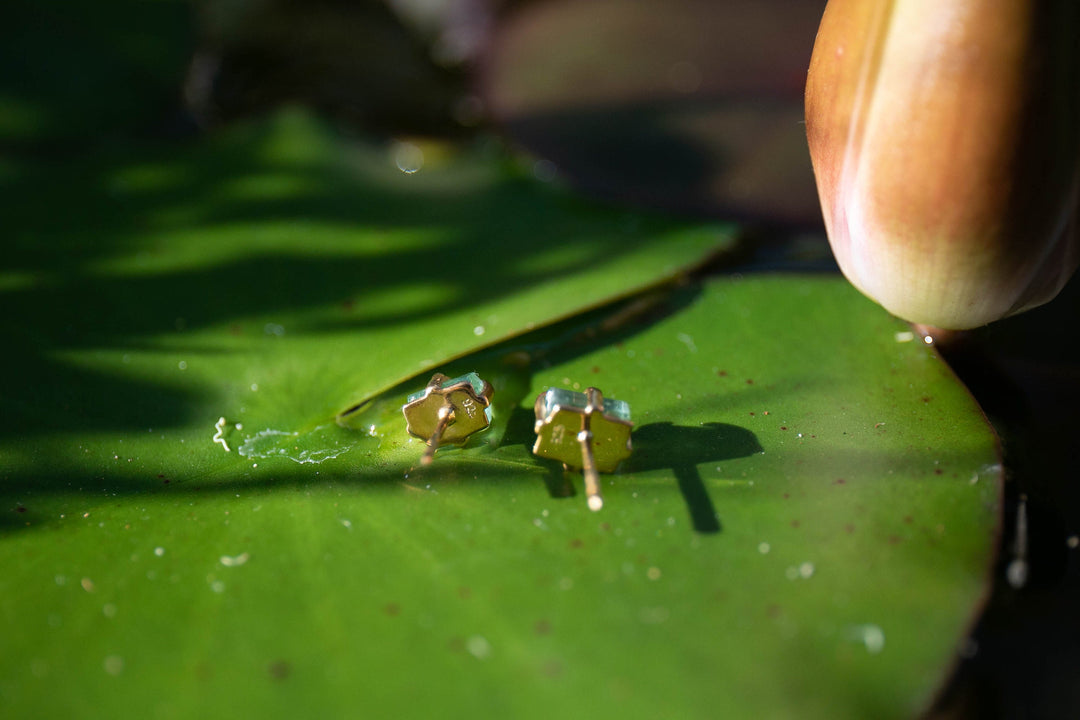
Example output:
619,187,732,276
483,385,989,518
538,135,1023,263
577,429,602,511
421,405,453,466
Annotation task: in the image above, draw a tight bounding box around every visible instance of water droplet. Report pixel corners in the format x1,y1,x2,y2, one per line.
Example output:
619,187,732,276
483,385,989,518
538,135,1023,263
1006,559,1028,588
154,547,165,557
392,141,424,174
81,577,95,592
220,552,250,567
860,624,885,654
676,333,697,353
758,542,770,554
465,635,491,659
799,562,815,579
639,606,670,624
177,360,187,370
103,603,117,619
1068,535,1079,549
646,567,661,581
103,655,124,676
473,325,485,336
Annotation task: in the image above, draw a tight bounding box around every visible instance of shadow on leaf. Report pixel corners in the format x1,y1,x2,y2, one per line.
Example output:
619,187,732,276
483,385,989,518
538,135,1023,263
628,421,762,533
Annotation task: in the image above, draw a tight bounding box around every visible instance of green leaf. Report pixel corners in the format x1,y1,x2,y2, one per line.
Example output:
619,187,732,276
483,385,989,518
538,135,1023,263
2,193,999,720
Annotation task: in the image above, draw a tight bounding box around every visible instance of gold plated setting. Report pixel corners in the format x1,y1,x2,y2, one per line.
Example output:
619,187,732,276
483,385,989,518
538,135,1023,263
402,372,493,465
533,387,632,511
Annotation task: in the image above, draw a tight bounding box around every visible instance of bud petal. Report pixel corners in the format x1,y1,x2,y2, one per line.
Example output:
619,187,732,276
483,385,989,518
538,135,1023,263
806,0,1080,329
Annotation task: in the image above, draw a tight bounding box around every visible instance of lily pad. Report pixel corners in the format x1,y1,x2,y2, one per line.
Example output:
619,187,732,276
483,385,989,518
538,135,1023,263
1,264,1000,718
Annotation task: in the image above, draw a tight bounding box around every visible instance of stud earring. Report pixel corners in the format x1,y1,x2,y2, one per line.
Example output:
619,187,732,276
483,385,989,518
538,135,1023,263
403,372,493,465
533,387,632,511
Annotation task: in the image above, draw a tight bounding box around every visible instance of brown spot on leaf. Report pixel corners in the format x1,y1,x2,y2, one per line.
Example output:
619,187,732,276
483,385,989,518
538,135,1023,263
541,660,563,678
591,366,600,374
790,520,801,528
15,506,27,513
268,661,291,681
458,587,472,599
845,524,855,533
833,478,846,485
903,516,914,524
384,602,401,617
534,619,551,636
717,370,728,377
888,535,902,545
569,538,583,549
746,378,754,385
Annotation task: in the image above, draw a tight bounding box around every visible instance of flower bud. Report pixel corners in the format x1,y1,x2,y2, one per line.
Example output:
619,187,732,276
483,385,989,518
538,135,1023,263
805,0,1080,329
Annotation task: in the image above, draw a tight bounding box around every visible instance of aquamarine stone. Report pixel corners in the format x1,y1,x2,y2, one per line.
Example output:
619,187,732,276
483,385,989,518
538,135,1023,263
603,396,632,422
456,372,487,397
407,372,487,403
540,388,630,421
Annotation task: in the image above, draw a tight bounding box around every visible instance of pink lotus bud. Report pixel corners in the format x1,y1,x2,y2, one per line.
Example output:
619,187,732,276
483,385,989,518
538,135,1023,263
805,0,1080,329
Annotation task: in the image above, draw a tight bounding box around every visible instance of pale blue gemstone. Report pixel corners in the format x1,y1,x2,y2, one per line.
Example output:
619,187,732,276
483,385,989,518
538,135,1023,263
457,372,487,397
540,388,630,422
407,372,489,406
603,396,632,422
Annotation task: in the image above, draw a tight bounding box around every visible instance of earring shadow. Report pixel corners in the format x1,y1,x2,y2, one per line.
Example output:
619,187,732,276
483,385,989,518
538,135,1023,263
627,422,763,534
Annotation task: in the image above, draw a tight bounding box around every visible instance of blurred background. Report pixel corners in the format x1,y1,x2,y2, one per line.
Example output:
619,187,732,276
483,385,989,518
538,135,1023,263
3,0,1078,716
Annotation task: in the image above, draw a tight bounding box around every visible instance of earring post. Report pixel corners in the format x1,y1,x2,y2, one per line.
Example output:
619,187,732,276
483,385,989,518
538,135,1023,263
421,405,454,466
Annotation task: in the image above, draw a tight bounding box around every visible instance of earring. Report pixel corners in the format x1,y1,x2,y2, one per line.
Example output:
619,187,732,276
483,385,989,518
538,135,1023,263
533,387,632,511
403,372,493,465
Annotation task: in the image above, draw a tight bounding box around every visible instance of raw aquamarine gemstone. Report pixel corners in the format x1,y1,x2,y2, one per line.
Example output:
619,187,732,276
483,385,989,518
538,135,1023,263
406,372,487,404
539,388,631,421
